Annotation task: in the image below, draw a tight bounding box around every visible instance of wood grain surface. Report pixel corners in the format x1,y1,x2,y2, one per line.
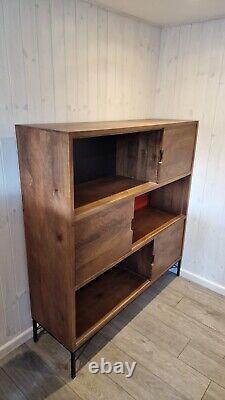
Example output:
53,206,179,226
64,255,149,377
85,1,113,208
16,126,75,350
19,119,197,137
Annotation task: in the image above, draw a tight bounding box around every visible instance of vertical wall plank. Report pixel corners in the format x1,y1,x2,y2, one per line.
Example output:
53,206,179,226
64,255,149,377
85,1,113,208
2,0,28,125
1,137,30,333
64,0,78,121
51,0,67,121
0,140,21,340
136,22,148,117
0,276,6,344
123,16,136,119
106,11,117,119
20,0,42,123
76,0,89,121
97,7,108,120
0,0,12,138
0,0,25,341
114,14,124,119
147,25,161,116
87,2,98,120
36,0,55,122
131,20,140,117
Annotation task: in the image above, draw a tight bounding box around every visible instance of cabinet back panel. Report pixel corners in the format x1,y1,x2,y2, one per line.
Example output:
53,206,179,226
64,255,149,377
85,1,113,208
150,176,191,215
73,136,117,184
74,130,162,185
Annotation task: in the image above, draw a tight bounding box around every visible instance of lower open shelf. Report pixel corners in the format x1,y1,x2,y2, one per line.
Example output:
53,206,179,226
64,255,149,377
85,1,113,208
75,266,150,347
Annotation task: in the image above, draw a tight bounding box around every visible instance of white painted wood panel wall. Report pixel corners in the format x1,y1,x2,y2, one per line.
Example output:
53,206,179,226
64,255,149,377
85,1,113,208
0,0,161,355
155,19,225,294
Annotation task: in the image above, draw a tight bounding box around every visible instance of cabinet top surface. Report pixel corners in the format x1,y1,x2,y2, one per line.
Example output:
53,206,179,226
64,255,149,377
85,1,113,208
17,119,198,138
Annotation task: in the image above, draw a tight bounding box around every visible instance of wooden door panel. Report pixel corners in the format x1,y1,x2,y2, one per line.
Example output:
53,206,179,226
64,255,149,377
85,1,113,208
157,125,197,182
116,131,161,182
75,199,134,288
151,220,185,280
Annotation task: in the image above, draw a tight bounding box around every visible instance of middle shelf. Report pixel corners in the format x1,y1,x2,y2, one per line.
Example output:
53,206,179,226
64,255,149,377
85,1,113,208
73,174,190,221
75,175,149,208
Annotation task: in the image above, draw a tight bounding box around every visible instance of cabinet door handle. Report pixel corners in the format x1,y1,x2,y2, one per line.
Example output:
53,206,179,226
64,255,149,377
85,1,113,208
159,149,164,164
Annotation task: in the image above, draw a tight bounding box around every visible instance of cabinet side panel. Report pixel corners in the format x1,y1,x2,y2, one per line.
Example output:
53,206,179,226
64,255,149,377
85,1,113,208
16,127,75,350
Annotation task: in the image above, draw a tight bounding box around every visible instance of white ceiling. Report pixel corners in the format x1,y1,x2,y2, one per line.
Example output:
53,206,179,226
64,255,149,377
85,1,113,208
92,0,225,26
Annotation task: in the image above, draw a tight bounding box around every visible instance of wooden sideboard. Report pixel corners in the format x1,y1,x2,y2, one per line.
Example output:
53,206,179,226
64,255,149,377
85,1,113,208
16,119,198,378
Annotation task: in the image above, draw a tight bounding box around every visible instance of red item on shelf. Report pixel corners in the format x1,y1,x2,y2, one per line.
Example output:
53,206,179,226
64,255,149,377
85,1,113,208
134,194,149,212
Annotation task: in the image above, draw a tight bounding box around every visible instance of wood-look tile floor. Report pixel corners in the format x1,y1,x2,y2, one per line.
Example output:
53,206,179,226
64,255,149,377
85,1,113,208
1,272,225,400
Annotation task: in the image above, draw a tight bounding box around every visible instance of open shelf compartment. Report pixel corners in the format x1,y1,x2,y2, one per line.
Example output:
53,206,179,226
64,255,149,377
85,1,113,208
132,177,189,247
75,264,150,347
132,207,181,243
73,131,161,211
75,176,145,208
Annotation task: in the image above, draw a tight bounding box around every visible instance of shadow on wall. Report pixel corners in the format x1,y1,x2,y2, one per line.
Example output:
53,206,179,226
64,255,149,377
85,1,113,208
0,134,31,347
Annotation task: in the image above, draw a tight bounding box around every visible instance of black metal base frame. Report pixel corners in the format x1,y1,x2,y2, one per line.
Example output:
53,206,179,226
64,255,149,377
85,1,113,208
32,259,182,379
32,319,77,379
177,259,182,276
71,351,76,379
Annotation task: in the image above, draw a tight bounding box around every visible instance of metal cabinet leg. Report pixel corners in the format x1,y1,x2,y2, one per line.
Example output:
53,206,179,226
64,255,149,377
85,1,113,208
177,259,181,276
71,351,76,379
33,319,39,343
32,319,77,379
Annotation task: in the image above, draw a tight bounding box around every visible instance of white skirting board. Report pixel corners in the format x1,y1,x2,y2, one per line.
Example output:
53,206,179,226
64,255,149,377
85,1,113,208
0,326,32,360
181,269,225,296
